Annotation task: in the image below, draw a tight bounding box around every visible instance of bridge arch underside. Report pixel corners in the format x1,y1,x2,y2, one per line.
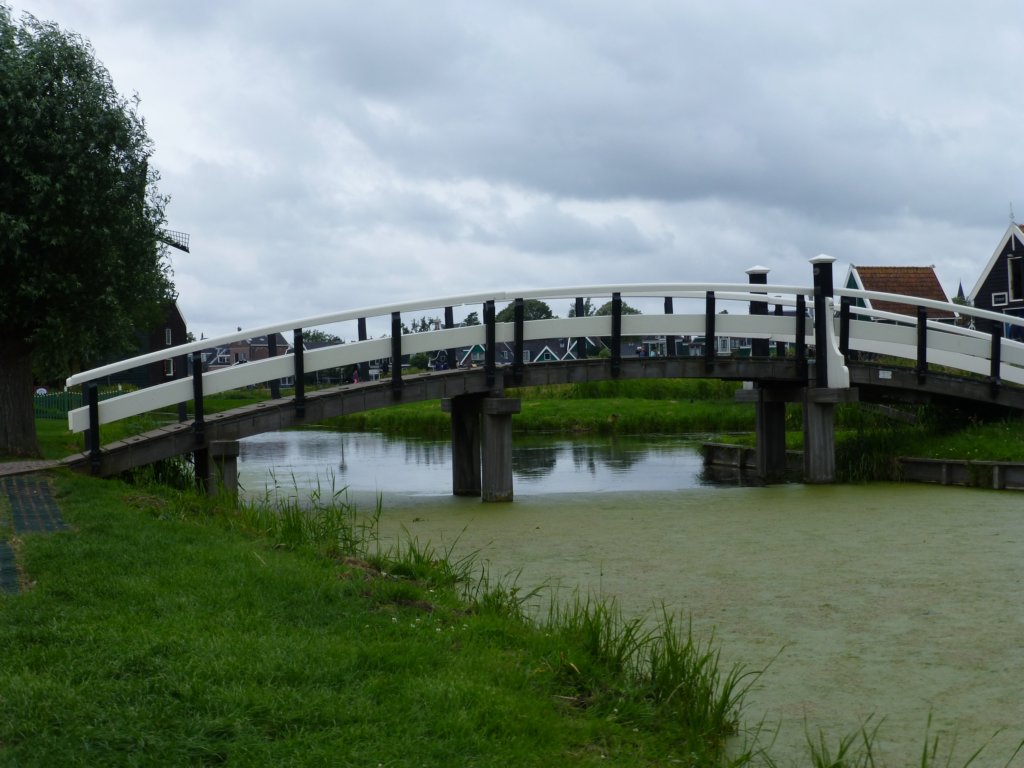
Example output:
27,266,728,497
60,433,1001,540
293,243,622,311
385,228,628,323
64,357,1024,486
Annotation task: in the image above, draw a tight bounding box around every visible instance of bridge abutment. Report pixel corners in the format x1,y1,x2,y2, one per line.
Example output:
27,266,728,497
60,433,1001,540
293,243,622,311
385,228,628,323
205,440,240,497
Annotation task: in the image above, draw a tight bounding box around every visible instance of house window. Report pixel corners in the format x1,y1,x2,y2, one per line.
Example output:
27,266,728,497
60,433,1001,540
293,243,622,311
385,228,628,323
164,359,174,377
992,292,1009,307
1009,257,1024,302
165,328,173,345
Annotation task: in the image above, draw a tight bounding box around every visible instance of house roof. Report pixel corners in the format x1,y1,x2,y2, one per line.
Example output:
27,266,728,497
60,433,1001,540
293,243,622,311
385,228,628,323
847,265,955,319
968,223,1024,303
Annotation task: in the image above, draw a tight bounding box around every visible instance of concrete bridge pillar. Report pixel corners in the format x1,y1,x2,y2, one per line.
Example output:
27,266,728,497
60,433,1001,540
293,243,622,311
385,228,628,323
442,395,521,502
802,388,858,483
481,397,521,502
442,394,483,497
754,389,789,482
205,440,240,497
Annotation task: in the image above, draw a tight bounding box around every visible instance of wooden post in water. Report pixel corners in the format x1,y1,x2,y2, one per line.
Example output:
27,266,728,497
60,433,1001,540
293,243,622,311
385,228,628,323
206,440,240,498
442,394,483,497
480,397,521,502
754,387,788,482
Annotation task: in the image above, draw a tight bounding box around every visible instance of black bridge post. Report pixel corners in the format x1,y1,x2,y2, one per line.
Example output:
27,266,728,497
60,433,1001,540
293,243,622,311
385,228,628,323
444,307,456,372
916,305,928,384
513,298,525,384
483,300,496,388
810,255,835,388
176,349,188,422
610,292,622,377
774,303,786,358
268,332,281,399
704,291,716,369
390,312,403,395
86,381,100,475
358,318,370,383
191,351,208,488
839,296,852,359
293,329,306,417
747,266,770,357
664,296,676,357
575,297,587,360
990,322,1003,396
795,293,807,378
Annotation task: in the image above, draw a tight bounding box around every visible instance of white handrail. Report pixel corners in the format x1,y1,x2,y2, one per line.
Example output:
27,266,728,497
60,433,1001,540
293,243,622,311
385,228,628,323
64,281,1024,434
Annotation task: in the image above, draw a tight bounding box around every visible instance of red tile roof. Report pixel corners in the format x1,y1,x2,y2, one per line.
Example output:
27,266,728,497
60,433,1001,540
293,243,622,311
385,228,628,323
852,266,955,319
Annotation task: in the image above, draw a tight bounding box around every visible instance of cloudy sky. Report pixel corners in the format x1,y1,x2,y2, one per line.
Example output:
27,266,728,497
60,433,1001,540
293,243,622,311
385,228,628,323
10,0,1024,339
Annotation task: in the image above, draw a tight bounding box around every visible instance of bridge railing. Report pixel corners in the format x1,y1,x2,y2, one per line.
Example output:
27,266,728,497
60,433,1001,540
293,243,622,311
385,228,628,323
66,276,1023,447
66,282,829,436
835,287,1024,386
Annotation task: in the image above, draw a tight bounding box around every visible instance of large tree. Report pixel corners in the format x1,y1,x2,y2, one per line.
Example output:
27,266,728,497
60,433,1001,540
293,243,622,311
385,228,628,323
0,8,174,456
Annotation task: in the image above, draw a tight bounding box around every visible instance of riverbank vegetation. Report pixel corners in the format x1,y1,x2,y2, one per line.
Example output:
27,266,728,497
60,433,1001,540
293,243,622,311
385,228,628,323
0,470,758,765
3,471,1016,766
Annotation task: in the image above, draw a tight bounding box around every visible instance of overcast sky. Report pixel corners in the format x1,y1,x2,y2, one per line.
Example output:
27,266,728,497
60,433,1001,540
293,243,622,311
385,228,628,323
10,1,1024,339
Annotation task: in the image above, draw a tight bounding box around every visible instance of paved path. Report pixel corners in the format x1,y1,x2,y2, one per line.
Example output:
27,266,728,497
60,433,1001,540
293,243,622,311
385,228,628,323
0,472,68,595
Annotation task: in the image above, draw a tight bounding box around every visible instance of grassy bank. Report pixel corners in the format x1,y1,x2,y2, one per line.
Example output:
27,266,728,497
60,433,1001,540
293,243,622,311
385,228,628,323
0,471,760,766
3,473,1016,766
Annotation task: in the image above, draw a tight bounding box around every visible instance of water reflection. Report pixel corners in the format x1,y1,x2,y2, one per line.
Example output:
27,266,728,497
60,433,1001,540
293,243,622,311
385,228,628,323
238,429,719,497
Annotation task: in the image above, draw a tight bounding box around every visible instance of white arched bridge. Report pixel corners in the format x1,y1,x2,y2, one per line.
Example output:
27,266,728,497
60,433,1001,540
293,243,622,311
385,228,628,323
62,256,1024,499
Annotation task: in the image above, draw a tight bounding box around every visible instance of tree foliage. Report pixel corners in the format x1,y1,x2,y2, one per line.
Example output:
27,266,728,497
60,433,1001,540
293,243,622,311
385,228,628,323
495,299,555,323
0,9,174,455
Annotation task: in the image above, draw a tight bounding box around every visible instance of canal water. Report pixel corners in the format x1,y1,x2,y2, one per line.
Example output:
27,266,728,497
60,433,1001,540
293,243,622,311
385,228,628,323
238,430,1024,766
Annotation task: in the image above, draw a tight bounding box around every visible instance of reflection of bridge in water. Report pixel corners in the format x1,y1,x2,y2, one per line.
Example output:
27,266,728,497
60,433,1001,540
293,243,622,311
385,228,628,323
61,256,1024,500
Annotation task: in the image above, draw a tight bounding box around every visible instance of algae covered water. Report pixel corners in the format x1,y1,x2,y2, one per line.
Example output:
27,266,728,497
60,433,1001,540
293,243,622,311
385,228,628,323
239,432,1024,765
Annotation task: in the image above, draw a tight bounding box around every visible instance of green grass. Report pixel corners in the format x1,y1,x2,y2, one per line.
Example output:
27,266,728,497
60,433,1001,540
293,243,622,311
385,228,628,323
0,472,757,766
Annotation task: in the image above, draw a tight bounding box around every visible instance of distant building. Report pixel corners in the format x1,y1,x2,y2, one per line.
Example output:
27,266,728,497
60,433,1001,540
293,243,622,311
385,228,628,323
845,265,955,323
968,223,1024,337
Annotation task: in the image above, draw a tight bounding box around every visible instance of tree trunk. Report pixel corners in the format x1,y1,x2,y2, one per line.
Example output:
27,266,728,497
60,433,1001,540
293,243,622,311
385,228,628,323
0,340,41,458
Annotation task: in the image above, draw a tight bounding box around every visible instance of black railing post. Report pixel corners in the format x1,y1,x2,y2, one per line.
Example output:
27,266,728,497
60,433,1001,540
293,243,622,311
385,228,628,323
664,296,676,357
268,332,281,399
293,328,306,417
813,286,828,387
575,297,587,361
191,351,208,486
390,313,403,395
444,306,456,371
357,318,371,382
747,266,770,357
839,296,852,359
177,351,188,422
810,255,835,388
796,293,807,378
916,305,928,384
86,381,100,475
513,298,525,384
611,292,622,377
990,322,1003,396
484,300,496,388
704,291,717,367
774,303,786,358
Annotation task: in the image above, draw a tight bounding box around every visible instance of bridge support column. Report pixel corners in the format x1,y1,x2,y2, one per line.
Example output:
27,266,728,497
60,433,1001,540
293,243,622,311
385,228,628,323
442,395,521,501
802,388,858,483
205,440,240,498
755,389,788,482
481,397,521,502
443,395,483,497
